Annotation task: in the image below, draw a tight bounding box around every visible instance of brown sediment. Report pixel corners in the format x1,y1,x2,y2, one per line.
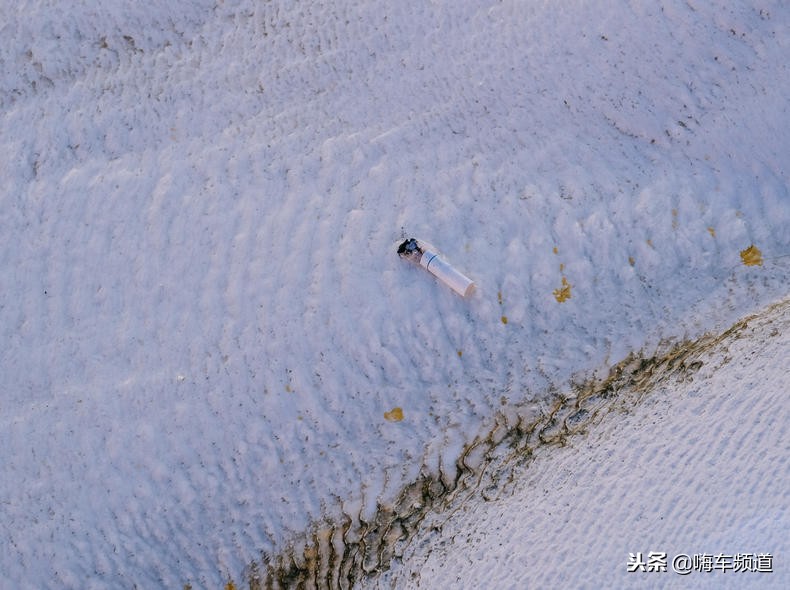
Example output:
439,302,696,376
244,298,788,590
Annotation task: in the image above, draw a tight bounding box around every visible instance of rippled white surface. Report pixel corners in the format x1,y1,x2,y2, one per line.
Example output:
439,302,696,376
1,0,788,586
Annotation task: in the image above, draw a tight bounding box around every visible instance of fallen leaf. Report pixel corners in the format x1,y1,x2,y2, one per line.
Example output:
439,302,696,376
384,407,404,422
707,227,716,238
553,277,572,302
740,244,763,266
501,315,508,324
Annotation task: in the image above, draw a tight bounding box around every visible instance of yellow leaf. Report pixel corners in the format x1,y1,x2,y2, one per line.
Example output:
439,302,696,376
553,277,572,303
457,350,463,358
384,407,404,422
707,227,716,238
500,315,508,324
740,244,763,266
